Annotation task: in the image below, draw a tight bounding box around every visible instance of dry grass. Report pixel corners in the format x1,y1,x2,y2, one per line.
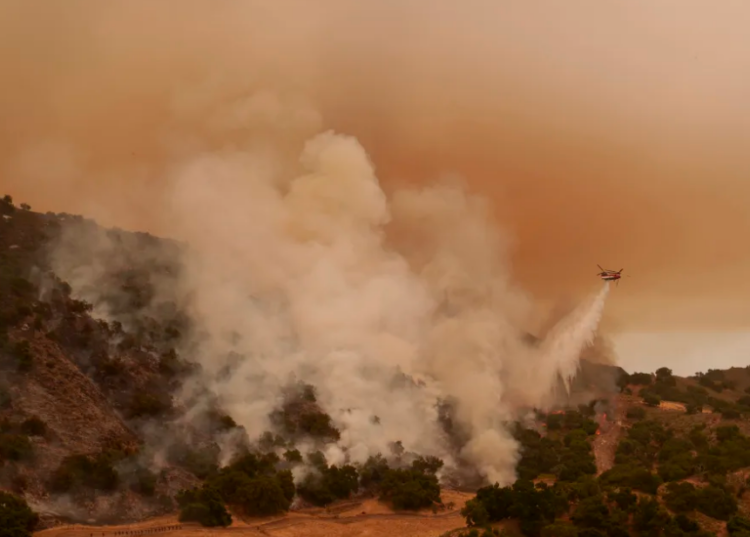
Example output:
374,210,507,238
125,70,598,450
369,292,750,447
35,491,475,537
659,401,686,412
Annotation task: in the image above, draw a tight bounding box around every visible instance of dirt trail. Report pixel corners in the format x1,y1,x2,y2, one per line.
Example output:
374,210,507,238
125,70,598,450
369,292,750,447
592,395,629,475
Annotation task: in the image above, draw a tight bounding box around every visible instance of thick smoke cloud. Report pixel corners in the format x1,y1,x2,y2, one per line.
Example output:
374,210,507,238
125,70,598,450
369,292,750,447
166,117,614,483
155,97,612,483
3,0,748,479
42,85,612,484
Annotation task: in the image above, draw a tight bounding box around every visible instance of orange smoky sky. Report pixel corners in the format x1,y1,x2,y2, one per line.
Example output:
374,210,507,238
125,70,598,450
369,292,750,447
2,0,750,337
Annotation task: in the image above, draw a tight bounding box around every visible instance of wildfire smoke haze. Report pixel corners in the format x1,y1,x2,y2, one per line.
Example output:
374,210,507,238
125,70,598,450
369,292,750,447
2,0,749,482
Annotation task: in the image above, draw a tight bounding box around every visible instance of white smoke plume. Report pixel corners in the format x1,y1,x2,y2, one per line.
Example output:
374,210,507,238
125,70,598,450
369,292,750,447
47,91,612,486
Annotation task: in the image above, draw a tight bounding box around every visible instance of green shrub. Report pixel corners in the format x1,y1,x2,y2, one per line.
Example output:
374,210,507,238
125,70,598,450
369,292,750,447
570,495,610,529
463,479,563,537
257,431,285,451
49,453,120,492
608,487,637,512
158,349,190,378
599,464,661,495
695,485,737,520
378,459,443,511
297,464,359,507
461,498,490,527
663,482,698,512
0,433,33,462
167,444,220,479
673,514,703,534
297,411,340,440
13,341,33,372
632,497,670,535
176,486,232,527
20,416,46,437
127,391,173,419
0,490,39,537
0,385,11,409
722,408,742,420
546,413,563,430
92,352,125,378
728,515,750,535
233,474,293,516
131,468,158,496
206,452,293,516
359,454,390,490
514,422,596,482
628,373,653,385
283,449,303,463
269,383,341,442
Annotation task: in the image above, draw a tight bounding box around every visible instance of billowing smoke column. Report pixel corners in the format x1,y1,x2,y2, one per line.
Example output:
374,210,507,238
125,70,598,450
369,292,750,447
50,94,612,486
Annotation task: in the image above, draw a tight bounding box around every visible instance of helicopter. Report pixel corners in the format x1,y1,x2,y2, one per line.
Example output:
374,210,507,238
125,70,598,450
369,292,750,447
597,265,625,286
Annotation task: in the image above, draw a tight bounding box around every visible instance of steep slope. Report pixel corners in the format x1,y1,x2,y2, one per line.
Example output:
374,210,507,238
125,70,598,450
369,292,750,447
0,198,207,526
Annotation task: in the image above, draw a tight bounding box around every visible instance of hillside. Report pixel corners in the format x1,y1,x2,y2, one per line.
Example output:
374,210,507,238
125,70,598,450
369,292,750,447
0,197,211,526
3,194,750,537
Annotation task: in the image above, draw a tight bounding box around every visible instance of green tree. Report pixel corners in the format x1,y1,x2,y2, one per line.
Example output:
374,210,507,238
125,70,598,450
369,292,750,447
608,487,637,512
570,495,609,529
695,485,737,520
462,498,490,527
379,467,441,510
728,515,750,535
546,413,564,430
234,474,292,516
49,453,119,492
632,497,670,535
176,486,232,527
207,451,293,514
663,482,698,513
599,464,662,495
283,449,303,463
359,454,390,490
629,372,653,385
296,464,359,507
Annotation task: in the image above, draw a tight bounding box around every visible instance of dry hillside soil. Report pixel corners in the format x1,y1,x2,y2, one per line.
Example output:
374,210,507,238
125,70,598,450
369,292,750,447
36,491,475,537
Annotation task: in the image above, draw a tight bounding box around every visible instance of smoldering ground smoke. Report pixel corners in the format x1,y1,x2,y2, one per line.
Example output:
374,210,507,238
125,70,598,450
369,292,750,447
47,93,613,485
